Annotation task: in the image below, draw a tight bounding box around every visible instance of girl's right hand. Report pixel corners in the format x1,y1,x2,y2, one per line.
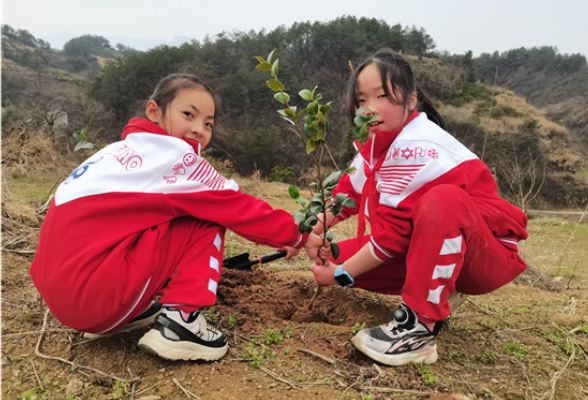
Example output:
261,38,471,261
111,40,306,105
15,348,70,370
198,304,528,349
318,244,332,262
310,260,337,286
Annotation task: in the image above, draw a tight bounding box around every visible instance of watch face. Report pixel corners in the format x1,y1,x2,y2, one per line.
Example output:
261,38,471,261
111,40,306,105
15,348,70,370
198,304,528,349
335,272,353,287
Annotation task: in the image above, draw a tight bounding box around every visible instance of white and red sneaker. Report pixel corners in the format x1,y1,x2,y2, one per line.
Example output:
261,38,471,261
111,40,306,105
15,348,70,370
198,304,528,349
351,303,442,366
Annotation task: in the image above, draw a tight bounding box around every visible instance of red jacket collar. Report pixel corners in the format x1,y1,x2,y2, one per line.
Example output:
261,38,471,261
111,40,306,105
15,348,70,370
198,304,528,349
355,109,419,165
122,118,201,154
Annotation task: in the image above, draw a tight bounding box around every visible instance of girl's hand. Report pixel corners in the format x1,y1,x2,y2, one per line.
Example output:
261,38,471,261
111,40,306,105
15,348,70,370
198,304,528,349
303,233,325,264
318,243,331,261
280,246,300,260
310,260,337,286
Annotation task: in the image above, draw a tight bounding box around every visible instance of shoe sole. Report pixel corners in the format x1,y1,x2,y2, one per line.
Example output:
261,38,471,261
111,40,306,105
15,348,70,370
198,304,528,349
350,334,438,366
83,310,161,340
138,329,228,361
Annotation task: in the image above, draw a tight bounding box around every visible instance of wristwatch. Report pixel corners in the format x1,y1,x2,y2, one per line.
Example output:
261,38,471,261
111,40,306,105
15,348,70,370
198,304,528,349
334,263,355,287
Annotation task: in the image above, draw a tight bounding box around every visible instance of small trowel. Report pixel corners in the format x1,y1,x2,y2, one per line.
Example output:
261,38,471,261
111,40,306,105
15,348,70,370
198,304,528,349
222,251,287,272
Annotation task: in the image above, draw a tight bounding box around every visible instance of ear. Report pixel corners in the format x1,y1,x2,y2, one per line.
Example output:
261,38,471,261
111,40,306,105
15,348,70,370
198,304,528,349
145,100,161,124
408,91,418,111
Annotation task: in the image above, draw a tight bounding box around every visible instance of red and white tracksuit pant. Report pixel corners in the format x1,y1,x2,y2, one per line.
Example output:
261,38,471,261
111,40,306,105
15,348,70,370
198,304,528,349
83,217,225,334
334,185,527,321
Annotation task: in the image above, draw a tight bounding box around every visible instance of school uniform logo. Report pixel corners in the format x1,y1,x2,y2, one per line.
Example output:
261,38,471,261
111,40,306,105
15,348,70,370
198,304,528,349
392,147,439,160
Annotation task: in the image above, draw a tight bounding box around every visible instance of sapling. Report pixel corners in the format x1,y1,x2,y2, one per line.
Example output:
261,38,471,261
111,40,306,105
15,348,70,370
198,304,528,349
253,49,376,258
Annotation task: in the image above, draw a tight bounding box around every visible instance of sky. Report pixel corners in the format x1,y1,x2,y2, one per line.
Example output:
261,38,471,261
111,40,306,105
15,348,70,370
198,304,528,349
2,0,588,58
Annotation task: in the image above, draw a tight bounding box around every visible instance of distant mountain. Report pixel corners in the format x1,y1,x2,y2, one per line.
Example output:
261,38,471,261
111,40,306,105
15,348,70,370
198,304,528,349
42,31,191,51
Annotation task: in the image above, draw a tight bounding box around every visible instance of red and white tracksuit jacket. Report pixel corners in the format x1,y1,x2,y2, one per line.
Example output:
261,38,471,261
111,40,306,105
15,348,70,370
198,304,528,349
332,111,528,320
30,118,307,334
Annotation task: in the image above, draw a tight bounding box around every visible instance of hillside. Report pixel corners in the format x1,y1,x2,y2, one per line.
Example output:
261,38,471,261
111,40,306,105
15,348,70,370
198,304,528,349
2,21,587,209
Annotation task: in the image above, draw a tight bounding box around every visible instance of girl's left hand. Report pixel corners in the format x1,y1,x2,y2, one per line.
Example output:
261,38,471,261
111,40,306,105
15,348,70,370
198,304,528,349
281,246,300,260
310,260,337,286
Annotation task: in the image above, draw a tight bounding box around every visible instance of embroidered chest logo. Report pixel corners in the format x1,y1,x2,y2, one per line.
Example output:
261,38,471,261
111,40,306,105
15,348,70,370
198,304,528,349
103,145,143,171
392,147,439,160
378,164,425,195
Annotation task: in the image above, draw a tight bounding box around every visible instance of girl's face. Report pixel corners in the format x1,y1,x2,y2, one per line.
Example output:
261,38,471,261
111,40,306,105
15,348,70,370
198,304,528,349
356,63,417,137
146,88,215,149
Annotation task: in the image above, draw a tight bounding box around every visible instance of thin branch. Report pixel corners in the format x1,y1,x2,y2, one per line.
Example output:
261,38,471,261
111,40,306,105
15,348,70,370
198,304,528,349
35,308,135,383
258,365,298,389
172,378,200,399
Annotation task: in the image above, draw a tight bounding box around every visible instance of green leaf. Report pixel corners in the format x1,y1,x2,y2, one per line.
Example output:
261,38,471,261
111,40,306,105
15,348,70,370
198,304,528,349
334,193,349,203
271,59,279,76
288,185,300,199
356,107,372,116
353,114,366,127
266,79,285,92
299,219,312,234
306,139,318,154
284,109,296,118
320,104,332,114
330,242,340,260
346,167,357,175
267,49,276,64
305,213,318,226
274,92,290,104
342,198,356,207
73,127,87,140
295,197,308,206
299,89,313,102
293,210,306,223
325,231,336,242
323,171,342,189
74,140,95,152
253,56,266,63
256,62,272,72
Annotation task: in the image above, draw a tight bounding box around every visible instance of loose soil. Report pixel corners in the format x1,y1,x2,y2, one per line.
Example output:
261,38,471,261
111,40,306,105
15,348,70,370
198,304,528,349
2,133,588,399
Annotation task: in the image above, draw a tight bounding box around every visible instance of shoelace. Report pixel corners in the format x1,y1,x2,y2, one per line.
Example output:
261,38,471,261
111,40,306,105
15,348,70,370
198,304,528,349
195,313,209,337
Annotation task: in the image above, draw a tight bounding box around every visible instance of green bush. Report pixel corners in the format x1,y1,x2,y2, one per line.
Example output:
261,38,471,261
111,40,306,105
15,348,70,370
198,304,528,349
269,165,298,185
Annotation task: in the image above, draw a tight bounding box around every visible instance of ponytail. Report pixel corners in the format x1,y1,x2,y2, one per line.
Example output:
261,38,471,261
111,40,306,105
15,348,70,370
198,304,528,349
416,85,447,130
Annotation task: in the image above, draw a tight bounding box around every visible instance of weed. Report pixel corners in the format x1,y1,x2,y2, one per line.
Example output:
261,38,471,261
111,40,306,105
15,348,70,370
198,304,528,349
479,318,499,332
449,348,468,364
352,322,366,335
577,325,588,336
293,376,303,382
227,312,239,331
262,328,284,345
282,324,297,338
515,305,531,313
112,380,129,399
203,306,220,323
241,342,272,368
361,395,376,400
480,350,498,364
504,341,527,358
284,346,291,355
418,364,439,387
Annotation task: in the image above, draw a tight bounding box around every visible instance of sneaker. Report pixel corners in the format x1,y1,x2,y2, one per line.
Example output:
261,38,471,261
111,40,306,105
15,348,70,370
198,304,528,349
350,303,442,366
83,301,162,339
138,309,228,361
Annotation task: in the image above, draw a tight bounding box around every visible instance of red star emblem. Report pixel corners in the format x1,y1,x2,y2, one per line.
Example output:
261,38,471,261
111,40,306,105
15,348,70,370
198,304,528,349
401,148,414,159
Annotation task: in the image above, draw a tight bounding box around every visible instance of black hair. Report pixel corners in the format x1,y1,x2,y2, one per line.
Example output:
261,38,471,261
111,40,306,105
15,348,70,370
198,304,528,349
148,73,217,117
346,49,446,129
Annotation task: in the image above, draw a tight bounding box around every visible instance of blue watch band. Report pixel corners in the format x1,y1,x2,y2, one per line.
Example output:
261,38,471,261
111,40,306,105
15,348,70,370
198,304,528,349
334,263,355,287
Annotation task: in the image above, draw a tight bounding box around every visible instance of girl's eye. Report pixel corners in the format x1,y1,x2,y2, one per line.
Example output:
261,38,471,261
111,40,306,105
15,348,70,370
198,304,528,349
183,111,193,118
377,94,387,98
357,99,366,104
206,123,214,129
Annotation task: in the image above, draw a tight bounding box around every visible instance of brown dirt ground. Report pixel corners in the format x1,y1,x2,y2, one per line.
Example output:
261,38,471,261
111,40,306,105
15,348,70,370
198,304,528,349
2,133,588,400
